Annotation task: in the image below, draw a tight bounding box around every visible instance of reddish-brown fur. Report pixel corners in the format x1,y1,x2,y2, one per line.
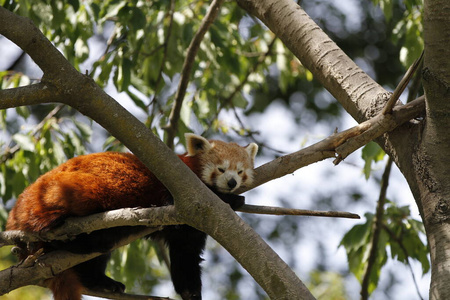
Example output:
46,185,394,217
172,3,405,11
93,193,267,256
6,134,256,300
7,152,199,232
6,152,201,300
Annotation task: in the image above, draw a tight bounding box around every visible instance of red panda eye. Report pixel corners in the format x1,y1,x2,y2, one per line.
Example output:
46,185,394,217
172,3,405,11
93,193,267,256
218,167,225,173
238,170,243,175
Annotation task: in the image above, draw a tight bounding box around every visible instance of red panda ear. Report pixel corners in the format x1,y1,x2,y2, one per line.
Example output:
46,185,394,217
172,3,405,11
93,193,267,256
245,143,258,164
185,133,212,156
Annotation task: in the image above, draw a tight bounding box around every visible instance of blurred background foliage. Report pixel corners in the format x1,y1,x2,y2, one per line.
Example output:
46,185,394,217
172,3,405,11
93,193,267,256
0,0,425,299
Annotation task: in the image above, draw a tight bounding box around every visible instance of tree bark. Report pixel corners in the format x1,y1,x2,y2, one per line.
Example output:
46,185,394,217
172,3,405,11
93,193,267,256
421,1,450,298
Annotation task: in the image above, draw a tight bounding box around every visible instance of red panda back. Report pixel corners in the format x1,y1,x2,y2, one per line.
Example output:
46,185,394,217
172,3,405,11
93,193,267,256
6,152,201,300
6,152,196,232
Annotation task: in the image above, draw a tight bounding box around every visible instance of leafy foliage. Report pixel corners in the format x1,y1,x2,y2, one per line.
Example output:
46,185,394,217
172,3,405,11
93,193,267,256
371,0,424,67
340,202,429,296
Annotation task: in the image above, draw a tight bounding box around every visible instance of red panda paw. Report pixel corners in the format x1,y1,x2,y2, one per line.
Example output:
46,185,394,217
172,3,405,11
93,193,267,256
214,192,245,210
180,290,202,300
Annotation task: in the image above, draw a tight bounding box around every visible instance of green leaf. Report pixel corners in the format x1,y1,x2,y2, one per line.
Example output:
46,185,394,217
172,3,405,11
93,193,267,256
15,106,30,119
126,90,148,112
232,93,248,109
12,133,35,152
117,58,132,92
68,0,80,11
361,142,385,179
73,119,93,141
130,7,147,30
340,213,374,251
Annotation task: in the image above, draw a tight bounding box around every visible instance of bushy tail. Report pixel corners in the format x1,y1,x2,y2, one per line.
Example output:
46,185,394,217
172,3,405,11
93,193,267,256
45,269,83,300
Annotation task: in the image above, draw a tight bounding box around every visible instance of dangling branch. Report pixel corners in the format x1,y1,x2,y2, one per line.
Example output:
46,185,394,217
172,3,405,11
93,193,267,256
381,224,425,300
164,0,226,149
360,157,392,300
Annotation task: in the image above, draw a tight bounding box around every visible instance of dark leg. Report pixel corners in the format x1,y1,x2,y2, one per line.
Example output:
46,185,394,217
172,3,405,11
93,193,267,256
73,253,125,293
159,225,207,300
48,226,149,294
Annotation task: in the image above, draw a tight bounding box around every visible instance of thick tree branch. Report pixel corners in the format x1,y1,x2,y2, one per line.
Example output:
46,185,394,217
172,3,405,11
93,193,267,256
0,8,77,80
238,96,425,193
0,82,60,109
236,0,388,123
0,3,425,299
0,206,180,247
421,2,450,299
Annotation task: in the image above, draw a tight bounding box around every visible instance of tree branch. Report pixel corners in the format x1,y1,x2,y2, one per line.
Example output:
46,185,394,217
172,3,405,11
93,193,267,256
1,4,418,298
236,0,388,123
0,206,180,247
360,158,392,300
238,204,360,219
164,0,225,149
0,82,60,109
382,224,425,300
0,8,78,80
382,51,424,114
238,96,425,193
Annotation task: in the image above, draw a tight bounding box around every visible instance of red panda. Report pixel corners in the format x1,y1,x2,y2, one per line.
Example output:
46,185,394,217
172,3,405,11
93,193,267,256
6,133,258,300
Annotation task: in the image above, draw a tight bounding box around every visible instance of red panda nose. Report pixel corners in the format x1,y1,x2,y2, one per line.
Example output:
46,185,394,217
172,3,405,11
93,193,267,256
227,178,237,189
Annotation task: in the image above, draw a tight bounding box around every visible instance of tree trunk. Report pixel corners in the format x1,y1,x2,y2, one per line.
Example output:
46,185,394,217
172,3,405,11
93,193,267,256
420,0,450,298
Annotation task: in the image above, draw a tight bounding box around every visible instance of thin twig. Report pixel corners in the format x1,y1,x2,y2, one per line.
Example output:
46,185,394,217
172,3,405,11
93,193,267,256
208,36,278,152
164,0,226,149
382,51,424,114
237,204,360,219
406,56,424,104
150,0,176,111
219,35,277,111
360,157,393,300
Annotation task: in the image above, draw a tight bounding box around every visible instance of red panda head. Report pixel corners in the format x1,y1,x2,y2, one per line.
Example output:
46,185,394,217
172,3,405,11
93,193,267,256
185,133,258,193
